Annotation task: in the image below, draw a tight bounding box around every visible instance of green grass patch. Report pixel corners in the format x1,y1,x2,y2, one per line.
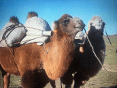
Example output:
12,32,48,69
82,70,117,88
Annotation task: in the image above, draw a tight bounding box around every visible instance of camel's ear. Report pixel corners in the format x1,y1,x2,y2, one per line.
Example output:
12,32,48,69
101,22,105,34
88,20,93,30
52,21,58,32
103,22,105,29
86,25,92,34
87,20,94,34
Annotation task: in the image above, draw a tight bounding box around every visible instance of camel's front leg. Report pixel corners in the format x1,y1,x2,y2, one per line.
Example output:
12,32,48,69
73,72,89,88
60,71,73,88
1,69,10,88
49,80,56,88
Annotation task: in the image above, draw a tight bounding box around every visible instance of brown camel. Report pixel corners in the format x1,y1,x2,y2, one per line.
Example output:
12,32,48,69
0,14,83,88
60,16,106,88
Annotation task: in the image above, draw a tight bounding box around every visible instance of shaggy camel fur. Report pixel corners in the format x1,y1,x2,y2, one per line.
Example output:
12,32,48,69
60,16,106,88
9,16,19,23
0,14,83,88
26,11,38,19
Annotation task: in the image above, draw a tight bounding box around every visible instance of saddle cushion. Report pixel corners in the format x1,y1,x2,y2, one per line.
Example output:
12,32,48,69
0,22,26,47
20,16,52,46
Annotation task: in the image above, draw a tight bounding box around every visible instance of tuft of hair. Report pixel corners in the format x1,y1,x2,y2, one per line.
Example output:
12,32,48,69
91,16,102,21
51,21,58,31
9,16,19,24
58,14,72,23
27,11,38,19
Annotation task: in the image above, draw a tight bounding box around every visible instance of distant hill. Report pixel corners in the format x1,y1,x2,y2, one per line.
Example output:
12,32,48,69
114,34,117,37
103,34,117,38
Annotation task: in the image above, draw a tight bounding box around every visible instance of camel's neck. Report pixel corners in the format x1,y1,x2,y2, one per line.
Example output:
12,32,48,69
88,29,103,40
49,32,75,55
85,29,105,53
51,31,72,44
44,32,75,80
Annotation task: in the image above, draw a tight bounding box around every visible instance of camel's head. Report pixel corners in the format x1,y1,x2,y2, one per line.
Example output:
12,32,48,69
27,11,38,19
88,16,105,34
52,14,85,40
9,16,19,24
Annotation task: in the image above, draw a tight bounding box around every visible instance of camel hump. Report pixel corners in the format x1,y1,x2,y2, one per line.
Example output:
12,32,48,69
20,11,52,45
24,17,51,31
27,11,38,19
9,16,19,24
0,16,26,47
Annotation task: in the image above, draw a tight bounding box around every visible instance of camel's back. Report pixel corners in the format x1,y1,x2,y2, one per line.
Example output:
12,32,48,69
14,43,45,60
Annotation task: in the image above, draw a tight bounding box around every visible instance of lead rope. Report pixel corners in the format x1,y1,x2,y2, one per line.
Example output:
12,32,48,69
8,47,15,58
83,28,112,78
44,43,50,54
105,28,112,45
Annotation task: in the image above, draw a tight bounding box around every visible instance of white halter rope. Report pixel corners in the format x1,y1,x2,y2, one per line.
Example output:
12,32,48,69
44,43,50,54
83,28,112,78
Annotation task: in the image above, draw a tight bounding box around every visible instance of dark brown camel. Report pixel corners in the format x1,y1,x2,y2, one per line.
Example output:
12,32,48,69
0,14,83,88
60,16,106,88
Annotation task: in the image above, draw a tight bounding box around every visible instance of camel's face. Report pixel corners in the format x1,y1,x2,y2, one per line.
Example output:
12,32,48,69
73,17,85,32
52,14,84,39
88,16,105,33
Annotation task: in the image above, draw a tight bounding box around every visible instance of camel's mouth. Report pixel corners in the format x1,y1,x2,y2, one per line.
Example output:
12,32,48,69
74,26,84,31
92,20,105,30
94,25,103,30
74,27,80,28
74,27,83,29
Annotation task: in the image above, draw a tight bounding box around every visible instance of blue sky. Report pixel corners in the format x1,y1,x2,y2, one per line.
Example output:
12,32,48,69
0,0,117,35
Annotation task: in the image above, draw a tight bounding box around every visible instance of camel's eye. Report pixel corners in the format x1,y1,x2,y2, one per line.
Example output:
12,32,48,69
90,23,93,26
78,21,81,24
63,19,70,24
99,19,102,23
77,21,80,24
